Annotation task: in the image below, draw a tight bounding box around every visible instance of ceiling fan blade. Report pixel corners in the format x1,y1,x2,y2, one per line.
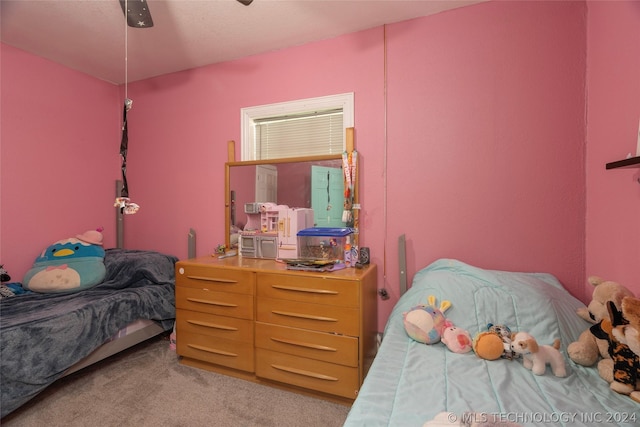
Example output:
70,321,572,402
237,0,254,5
119,0,154,28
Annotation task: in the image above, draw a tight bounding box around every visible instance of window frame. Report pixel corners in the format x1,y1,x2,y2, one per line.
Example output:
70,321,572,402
240,93,354,161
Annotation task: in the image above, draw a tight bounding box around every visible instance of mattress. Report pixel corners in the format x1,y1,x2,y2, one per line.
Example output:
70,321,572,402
344,259,639,427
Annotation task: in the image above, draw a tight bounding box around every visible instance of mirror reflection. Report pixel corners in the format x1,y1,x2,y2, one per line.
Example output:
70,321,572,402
226,156,347,250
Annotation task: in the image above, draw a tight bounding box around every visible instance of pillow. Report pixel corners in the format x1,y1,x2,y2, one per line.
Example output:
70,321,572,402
22,229,106,293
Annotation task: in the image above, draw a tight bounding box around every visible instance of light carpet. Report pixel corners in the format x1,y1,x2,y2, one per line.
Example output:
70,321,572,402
2,334,351,427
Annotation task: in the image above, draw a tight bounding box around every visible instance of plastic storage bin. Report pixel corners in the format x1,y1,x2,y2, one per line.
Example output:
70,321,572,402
297,227,353,261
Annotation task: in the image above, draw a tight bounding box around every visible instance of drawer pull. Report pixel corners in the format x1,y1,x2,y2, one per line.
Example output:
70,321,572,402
271,285,338,295
270,337,337,352
272,310,337,322
187,298,237,308
186,275,238,284
187,344,237,357
271,364,338,381
187,320,238,331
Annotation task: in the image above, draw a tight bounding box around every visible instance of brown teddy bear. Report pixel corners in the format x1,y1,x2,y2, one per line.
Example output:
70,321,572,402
567,276,634,383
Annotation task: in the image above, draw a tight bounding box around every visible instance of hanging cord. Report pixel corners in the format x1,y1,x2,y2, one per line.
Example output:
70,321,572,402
120,12,132,198
382,24,389,289
125,0,128,101
121,0,130,198
119,104,129,198
123,0,132,109
114,0,139,215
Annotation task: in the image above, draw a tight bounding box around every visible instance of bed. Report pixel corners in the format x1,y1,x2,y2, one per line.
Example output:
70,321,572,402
344,258,639,427
0,248,178,418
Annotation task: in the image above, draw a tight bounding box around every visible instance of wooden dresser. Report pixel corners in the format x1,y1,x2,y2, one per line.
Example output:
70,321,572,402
175,255,377,402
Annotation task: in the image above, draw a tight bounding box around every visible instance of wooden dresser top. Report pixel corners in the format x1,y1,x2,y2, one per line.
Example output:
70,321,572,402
177,255,375,280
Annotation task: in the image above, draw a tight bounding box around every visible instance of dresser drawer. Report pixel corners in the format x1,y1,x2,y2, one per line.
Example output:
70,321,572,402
255,322,357,367
177,309,254,343
256,349,359,399
177,331,254,372
257,273,358,307
257,297,359,336
176,264,254,295
176,287,254,319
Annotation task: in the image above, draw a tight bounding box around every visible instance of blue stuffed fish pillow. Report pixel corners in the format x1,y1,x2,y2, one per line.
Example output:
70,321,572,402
23,229,106,293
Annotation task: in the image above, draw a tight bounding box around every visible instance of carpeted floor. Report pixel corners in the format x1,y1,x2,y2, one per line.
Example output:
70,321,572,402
2,334,351,427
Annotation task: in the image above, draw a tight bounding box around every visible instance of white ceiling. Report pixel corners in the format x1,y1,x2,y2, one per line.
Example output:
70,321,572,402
1,0,484,85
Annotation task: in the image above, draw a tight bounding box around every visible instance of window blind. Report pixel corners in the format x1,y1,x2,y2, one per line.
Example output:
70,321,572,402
254,109,343,160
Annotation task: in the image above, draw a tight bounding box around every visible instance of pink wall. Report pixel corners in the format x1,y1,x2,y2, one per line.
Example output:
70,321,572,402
0,44,121,280
120,27,385,264
585,1,640,296
3,1,635,330
382,0,587,314
123,0,587,329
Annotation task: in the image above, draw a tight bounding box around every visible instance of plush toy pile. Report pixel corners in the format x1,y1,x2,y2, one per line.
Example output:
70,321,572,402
22,228,106,293
562,275,639,401
403,299,568,376
401,278,638,389
567,276,634,382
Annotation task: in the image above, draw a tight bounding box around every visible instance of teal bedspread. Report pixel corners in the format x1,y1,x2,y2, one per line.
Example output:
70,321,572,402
0,249,178,418
345,259,639,427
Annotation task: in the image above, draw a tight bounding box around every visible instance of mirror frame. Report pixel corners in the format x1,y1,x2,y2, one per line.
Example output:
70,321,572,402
225,154,345,250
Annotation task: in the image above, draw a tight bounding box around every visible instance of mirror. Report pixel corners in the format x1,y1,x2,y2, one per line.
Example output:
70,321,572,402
225,155,348,249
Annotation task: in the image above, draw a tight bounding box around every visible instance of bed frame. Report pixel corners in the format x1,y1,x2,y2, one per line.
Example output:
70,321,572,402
63,319,165,376
398,234,408,296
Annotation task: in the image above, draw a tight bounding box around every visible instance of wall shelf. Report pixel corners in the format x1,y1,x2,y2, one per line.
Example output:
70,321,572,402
605,156,640,169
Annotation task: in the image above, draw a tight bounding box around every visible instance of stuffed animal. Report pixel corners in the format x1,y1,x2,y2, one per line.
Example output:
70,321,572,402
441,324,473,354
472,324,516,361
403,295,451,344
473,331,506,361
592,300,640,402
620,297,640,359
510,331,567,377
586,319,617,383
0,264,10,283
618,296,640,403
0,265,14,298
567,276,634,368
22,228,106,293
488,323,516,360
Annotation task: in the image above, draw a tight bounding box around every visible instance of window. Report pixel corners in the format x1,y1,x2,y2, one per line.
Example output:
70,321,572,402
241,93,354,161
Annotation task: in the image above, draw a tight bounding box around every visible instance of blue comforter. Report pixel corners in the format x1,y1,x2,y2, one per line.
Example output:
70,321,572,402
0,249,178,418
345,259,640,427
